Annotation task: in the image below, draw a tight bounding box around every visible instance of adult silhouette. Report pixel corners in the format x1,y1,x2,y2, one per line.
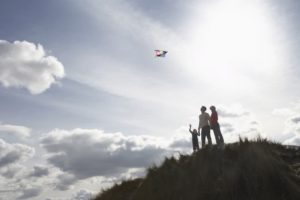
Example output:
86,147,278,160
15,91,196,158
198,106,212,147
210,106,224,147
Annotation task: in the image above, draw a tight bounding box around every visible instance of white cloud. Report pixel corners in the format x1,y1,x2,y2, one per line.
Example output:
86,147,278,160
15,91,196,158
0,140,35,190
169,138,190,151
28,165,49,178
220,122,235,133
40,128,172,189
283,114,300,145
71,189,93,200
17,187,42,200
272,108,295,117
283,136,300,146
290,116,300,124
168,126,193,152
272,102,300,145
0,123,31,138
0,40,65,94
1,164,23,179
0,140,35,199
203,105,264,142
0,139,35,169
55,173,77,191
218,105,250,118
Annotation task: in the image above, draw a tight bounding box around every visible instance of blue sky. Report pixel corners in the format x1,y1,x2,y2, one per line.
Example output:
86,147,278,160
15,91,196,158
0,0,193,136
1,0,300,199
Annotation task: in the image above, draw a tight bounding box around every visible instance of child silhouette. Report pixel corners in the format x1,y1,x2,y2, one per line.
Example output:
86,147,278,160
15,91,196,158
189,124,200,152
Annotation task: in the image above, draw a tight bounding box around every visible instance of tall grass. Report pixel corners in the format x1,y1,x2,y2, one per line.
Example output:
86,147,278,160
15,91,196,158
94,139,300,200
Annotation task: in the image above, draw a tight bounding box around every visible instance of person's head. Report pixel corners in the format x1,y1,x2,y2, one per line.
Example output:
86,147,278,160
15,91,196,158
193,129,197,133
201,106,206,113
210,105,216,111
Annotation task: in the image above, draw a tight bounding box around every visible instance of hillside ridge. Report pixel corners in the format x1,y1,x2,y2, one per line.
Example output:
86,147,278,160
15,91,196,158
94,138,300,200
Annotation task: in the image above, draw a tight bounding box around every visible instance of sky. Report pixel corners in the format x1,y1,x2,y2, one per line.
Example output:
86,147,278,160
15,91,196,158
1,0,300,199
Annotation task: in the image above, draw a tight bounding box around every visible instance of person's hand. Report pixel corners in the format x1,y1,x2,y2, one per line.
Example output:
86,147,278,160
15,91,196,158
189,124,191,128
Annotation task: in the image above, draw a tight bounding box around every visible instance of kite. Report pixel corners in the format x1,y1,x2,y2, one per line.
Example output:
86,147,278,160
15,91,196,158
155,50,168,57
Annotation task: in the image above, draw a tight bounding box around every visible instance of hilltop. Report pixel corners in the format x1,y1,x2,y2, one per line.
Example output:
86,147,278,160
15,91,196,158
93,138,300,200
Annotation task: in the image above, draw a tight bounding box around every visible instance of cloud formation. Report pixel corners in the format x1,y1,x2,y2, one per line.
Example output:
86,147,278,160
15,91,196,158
220,122,235,133
1,164,23,178
55,173,77,191
272,103,300,145
17,187,42,200
272,108,295,117
28,166,49,178
290,116,300,124
0,40,65,94
0,123,31,138
0,139,34,169
71,189,93,200
41,129,171,188
283,114,300,145
218,106,250,118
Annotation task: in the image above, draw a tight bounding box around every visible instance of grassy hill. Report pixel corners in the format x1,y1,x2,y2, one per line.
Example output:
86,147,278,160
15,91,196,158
93,138,300,200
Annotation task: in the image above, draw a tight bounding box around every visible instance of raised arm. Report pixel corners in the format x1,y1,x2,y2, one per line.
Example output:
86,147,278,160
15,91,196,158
198,115,201,133
189,124,193,134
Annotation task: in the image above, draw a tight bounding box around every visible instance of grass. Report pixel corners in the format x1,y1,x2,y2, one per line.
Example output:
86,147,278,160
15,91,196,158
93,138,300,200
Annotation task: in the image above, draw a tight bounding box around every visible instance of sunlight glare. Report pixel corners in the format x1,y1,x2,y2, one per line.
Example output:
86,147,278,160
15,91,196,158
182,0,285,90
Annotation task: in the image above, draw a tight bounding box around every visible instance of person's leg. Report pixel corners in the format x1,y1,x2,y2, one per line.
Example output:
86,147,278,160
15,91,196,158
195,139,200,151
206,126,212,145
192,141,196,152
212,126,220,145
193,139,197,152
201,128,206,148
216,123,224,145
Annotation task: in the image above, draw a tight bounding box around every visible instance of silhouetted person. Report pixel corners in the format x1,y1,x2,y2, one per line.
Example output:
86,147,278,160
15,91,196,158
198,106,212,147
189,124,200,152
210,106,224,147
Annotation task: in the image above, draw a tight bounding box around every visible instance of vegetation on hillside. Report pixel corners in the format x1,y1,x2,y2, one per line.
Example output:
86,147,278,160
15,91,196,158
94,138,300,200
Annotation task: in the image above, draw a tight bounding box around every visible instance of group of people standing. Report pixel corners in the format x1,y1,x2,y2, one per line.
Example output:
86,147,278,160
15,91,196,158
189,106,224,152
